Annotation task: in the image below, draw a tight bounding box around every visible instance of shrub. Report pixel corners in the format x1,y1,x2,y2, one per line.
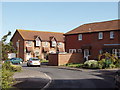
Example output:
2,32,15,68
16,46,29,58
65,63,83,68
11,65,22,72
109,64,116,69
2,61,22,89
83,60,98,69
98,53,120,69
2,69,14,89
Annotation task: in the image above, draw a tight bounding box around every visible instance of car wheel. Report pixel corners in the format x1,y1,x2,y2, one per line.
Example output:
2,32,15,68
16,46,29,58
27,63,29,67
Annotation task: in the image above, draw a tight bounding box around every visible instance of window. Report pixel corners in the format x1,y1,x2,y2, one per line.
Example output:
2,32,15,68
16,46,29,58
52,41,56,47
110,31,114,39
45,42,48,46
16,42,19,47
26,41,32,47
69,49,76,53
99,50,103,54
35,38,41,46
112,49,120,58
98,32,103,39
78,34,82,40
58,42,62,47
78,49,82,53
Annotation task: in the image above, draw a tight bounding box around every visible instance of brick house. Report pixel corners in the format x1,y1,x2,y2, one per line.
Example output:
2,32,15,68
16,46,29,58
11,29,65,61
64,19,120,61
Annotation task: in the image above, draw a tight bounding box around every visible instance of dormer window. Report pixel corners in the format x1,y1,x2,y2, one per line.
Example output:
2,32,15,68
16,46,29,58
98,32,103,39
35,37,41,46
110,31,114,39
52,41,56,47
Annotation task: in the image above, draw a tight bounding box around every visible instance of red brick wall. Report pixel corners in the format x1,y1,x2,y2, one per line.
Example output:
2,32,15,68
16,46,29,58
11,31,25,60
65,30,120,60
48,54,58,66
48,53,84,66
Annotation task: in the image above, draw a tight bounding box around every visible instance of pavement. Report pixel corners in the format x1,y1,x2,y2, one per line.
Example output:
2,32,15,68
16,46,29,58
13,68,50,89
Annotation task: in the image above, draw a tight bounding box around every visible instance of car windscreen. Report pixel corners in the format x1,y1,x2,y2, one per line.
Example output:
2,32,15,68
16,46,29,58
31,59,39,61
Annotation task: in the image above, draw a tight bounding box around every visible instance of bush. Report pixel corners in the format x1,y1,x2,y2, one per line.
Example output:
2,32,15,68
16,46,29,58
98,53,120,69
2,61,22,89
65,63,83,68
83,60,98,69
11,65,22,72
2,69,14,89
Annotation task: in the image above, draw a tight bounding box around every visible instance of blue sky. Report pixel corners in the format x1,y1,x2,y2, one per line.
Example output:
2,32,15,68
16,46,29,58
1,2,118,42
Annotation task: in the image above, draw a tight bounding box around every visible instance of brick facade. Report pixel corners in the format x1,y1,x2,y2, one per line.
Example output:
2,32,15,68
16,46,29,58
11,30,65,61
48,53,84,66
65,20,120,60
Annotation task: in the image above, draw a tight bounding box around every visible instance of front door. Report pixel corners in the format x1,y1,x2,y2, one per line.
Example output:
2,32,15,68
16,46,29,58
84,49,89,61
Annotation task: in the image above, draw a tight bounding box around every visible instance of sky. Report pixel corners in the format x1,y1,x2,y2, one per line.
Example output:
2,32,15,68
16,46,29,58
0,1,119,42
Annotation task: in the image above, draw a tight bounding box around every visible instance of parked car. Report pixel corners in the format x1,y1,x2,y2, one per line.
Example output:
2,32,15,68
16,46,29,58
115,70,120,89
5,58,23,64
27,57,41,67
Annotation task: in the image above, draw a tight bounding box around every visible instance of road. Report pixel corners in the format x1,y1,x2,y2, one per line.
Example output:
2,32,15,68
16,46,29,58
21,63,116,89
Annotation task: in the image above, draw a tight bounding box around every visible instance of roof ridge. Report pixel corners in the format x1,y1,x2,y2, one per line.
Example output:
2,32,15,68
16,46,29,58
17,29,64,34
83,19,120,25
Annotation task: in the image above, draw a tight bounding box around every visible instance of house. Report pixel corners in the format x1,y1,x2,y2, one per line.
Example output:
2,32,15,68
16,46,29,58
11,29,65,61
64,19,120,61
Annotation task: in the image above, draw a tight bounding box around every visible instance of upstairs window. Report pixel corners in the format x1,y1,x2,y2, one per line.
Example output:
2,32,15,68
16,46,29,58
98,32,103,39
78,34,82,40
44,42,48,46
58,42,63,47
35,38,41,46
52,41,56,47
26,41,32,47
110,31,114,39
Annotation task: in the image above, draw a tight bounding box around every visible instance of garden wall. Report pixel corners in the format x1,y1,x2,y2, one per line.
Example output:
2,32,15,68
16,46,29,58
48,53,84,66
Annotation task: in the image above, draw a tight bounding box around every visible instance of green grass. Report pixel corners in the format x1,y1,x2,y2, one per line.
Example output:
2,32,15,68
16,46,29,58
65,63,83,68
41,59,49,63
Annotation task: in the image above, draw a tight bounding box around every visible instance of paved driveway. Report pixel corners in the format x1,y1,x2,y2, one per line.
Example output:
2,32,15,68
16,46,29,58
20,63,116,89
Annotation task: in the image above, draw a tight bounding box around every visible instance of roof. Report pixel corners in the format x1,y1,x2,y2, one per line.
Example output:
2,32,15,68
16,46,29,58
16,29,64,42
65,19,120,35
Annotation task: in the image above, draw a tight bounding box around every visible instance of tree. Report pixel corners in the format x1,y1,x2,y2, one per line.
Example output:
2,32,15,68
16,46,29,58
1,31,16,60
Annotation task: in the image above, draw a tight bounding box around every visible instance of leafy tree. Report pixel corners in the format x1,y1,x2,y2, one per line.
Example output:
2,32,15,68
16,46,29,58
1,31,16,60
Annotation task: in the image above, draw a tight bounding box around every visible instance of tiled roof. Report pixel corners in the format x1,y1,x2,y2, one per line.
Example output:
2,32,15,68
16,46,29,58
65,19,120,35
17,29,64,42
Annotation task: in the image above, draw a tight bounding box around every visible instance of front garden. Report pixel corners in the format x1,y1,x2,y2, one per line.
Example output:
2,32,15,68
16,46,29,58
64,52,120,69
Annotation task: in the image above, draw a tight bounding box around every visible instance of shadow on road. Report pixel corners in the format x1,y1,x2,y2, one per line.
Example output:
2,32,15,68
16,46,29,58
13,77,49,89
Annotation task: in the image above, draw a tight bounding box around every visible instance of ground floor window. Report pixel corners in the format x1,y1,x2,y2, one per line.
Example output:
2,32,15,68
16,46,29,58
69,49,76,53
78,49,82,53
112,49,120,58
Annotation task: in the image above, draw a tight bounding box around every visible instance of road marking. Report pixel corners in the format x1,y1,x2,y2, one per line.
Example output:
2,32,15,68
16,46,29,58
42,73,52,89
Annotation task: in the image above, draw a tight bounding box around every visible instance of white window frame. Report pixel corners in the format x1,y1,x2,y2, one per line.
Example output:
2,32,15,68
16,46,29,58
98,32,103,39
35,38,41,46
110,31,114,39
58,42,63,47
118,49,120,58
78,34,82,40
69,49,76,53
78,49,82,53
112,49,117,56
26,41,32,47
52,41,56,47
45,42,48,46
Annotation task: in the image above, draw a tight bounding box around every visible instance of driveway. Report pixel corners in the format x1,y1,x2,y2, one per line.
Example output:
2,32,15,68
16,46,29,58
18,62,117,89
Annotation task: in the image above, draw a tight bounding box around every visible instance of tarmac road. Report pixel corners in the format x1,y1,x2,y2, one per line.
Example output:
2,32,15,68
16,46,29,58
20,63,116,89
